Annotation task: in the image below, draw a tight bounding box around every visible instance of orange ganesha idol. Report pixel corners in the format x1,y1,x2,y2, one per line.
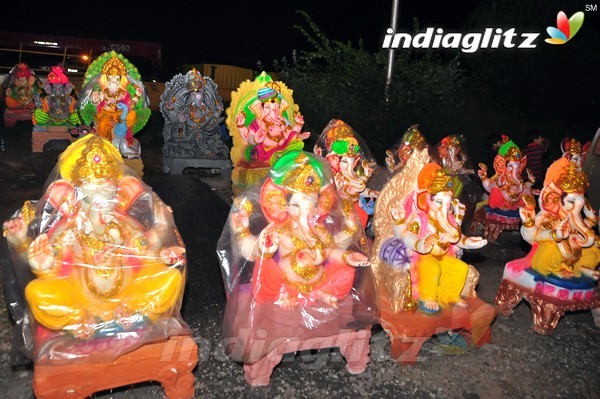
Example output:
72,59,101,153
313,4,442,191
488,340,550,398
2,134,190,363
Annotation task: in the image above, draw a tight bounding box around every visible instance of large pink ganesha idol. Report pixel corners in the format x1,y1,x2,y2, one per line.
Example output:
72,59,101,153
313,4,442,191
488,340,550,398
218,150,377,384
2,135,189,362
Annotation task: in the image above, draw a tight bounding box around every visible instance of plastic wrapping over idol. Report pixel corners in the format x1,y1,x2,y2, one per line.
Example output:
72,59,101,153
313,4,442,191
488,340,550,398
217,150,378,366
2,135,190,364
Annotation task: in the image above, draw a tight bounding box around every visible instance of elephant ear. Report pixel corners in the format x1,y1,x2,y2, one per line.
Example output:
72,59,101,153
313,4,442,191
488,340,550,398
493,154,506,174
540,181,562,215
416,189,429,213
116,175,145,214
44,83,52,95
518,155,528,176
42,180,79,236
260,178,289,224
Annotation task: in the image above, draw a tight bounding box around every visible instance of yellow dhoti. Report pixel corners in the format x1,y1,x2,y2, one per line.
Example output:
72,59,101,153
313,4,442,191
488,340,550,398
417,254,469,308
96,108,137,141
25,263,183,332
532,241,600,277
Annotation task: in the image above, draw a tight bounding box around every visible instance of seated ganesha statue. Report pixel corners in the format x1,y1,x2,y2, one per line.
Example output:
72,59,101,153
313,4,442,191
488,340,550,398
2,135,188,361
384,160,487,314
224,150,371,309
226,72,310,195
520,158,599,280
32,64,81,126
313,119,379,230
77,51,150,167
384,124,429,176
472,135,535,241
2,62,43,127
217,151,377,385
159,68,230,175
371,148,496,363
495,156,600,334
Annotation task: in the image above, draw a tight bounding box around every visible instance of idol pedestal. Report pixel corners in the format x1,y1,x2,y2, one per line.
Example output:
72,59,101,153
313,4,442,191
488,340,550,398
164,157,231,180
379,296,497,365
33,335,198,399
223,286,372,386
4,108,33,128
495,252,600,335
31,125,82,152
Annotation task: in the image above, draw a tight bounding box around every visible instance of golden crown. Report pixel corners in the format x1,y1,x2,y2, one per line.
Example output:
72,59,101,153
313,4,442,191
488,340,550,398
71,137,122,185
407,128,426,147
186,68,205,91
101,56,127,77
427,168,453,194
324,120,353,151
440,135,460,148
281,153,322,195
557,161,588,193
504,146,522,162
566,138,582,155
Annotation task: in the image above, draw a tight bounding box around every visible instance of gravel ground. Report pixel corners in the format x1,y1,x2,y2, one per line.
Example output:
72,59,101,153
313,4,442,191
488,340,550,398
1,114,599,399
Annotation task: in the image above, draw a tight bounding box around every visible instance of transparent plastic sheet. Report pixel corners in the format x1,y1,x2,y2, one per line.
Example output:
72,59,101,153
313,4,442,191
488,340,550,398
216,150,379,364
384,124,431,177
2,135,190,365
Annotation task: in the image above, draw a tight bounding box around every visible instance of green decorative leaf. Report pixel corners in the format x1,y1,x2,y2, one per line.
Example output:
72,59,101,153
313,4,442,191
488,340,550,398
132,109,151,134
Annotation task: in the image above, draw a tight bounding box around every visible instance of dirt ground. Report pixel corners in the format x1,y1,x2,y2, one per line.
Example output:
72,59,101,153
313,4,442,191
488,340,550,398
1,114,599,399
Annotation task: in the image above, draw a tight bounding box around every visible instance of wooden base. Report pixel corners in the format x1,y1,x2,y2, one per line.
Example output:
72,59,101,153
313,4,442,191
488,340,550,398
223,286,374,386
163,157,231,179
471,207,520,242
243,329,371,386
379,296,497,365
33,335,198,399
4,108,33,128
31,126,82,152
495,279,600,335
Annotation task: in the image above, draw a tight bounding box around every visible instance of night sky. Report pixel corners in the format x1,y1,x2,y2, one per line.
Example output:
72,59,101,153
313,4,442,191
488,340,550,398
1,0,598,148
1,1,485,70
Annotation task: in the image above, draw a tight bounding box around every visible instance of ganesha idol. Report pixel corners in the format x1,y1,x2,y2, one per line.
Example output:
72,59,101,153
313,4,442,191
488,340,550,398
313,119,379,235
2,135,190,364
435,134,484,235
472,136,535,241
159,68,230,176
495,157,600,334
384,124,429,176
371,147,497,364
217,150,377,385
30,65,84,152
225,72,310,196
77,51,151,177
560,137,590,171
2,62,43,128
33,65,81,127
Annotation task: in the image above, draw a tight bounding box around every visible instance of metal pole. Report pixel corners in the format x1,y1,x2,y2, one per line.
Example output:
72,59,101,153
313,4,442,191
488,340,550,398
385,0,401,103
